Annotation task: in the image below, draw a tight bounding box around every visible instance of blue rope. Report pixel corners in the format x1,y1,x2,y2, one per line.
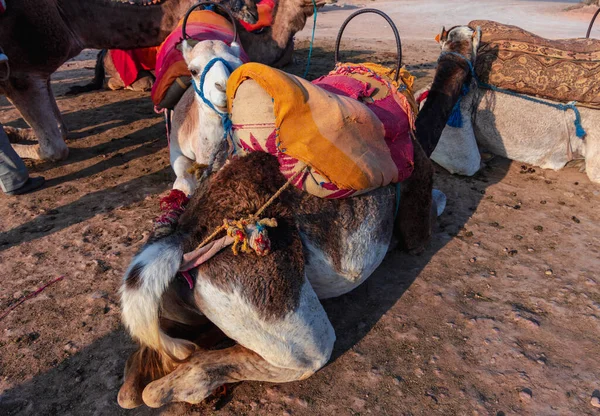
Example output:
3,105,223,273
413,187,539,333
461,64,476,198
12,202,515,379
303,0,318,79
191,57,235,146
438,51,586,138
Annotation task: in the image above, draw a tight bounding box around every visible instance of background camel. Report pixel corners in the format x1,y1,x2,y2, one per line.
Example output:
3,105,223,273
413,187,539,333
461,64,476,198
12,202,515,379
0,0,319,162
419,25,600,184
0,0,255,161
72,0,323,94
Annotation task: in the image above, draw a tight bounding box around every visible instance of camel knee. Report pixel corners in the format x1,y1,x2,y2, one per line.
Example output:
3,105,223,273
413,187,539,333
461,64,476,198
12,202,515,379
586,156,600,184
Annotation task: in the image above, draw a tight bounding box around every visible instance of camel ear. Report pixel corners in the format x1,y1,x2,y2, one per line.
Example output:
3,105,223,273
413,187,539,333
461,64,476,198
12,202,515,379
439,26,447,43
182,40,194,65
230,41,241,58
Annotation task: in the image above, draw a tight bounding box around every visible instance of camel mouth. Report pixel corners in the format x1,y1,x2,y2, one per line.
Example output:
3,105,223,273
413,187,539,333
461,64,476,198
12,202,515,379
215,104,228,112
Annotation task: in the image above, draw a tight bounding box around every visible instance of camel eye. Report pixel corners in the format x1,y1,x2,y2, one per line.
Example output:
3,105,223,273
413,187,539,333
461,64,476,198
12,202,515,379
190,69,198,77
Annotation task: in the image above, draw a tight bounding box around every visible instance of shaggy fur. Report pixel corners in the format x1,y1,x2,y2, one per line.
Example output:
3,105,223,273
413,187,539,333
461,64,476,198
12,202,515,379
415,25,479,157
119,147,440,408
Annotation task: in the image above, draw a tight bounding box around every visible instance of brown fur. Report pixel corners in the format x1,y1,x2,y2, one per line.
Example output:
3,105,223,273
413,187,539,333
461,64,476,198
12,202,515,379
415,30,476,157
125,263,144,290
294,186,395,271
177,152,305,320
395,139,435,254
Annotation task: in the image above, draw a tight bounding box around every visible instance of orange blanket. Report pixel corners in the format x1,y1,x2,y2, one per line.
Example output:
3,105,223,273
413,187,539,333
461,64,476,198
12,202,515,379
227,63,416,198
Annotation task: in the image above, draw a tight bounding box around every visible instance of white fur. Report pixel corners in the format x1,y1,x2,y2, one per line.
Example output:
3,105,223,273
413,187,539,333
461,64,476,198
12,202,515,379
426,85,599,183
120,236,191,359
170,40,244,196
301,211,393,299
430,81,481,176
195,277,335,378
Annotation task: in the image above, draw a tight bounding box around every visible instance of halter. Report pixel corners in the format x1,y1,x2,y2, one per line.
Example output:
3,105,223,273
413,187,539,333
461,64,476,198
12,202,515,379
191,56,235,149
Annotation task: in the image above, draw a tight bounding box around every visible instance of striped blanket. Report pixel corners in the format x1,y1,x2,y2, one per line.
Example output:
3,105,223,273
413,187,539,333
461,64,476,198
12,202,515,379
226,63,417,199
151,10,249,109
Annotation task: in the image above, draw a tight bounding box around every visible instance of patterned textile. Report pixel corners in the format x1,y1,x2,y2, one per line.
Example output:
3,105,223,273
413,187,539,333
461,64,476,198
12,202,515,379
109,47,159,87
469,20,600,108
151,10,249,109
226,62,416,199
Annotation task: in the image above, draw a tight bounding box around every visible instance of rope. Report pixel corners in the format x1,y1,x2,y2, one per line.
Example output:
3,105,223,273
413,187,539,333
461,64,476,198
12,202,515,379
303,0,318,79
439,51,587,138
193,166,307,252
0,276,65,321
191,57,234,141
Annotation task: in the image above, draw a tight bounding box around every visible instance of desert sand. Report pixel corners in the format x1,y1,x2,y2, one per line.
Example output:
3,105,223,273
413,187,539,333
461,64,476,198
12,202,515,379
1,1,599,415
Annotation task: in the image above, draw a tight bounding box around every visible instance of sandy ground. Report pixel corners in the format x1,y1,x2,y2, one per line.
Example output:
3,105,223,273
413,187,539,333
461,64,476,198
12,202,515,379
1,1,600,415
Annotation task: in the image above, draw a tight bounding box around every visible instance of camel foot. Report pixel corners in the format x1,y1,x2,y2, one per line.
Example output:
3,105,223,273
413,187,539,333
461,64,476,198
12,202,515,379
11,142,69,161
3,126,37,143
107,77,125,91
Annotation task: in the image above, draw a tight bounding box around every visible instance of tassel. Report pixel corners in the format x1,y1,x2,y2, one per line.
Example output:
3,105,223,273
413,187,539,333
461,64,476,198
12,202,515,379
572,105,586,138
575,121,586,139
446,84,469,128
446,101,463,128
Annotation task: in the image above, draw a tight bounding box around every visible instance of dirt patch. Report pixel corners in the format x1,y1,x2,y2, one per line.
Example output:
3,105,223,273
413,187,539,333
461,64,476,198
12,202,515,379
1,1,600,415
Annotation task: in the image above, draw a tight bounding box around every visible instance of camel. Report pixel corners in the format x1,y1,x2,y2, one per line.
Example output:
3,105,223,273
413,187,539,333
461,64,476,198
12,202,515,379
117,144,444,408
73,0,317,94
0,0,322,161
170,39,245,196
115,27,462,406
417,25,600,184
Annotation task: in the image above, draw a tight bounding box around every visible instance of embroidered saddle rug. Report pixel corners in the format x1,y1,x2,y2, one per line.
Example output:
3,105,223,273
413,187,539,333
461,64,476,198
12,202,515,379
470,20,600,109
226,62,417,199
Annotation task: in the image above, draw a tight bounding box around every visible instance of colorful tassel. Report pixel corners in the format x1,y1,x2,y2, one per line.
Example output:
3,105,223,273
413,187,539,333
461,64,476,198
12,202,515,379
224,218,278,256
447,85,469,128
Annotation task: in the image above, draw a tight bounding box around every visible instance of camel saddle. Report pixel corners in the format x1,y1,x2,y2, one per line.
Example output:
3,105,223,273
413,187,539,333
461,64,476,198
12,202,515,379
470,20,600,109
226,62,417,199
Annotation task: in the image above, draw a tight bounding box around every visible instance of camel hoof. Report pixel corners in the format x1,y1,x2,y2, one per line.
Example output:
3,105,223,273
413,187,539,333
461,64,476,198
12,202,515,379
142,356,211,408
117,384,144,409
4,126,36,143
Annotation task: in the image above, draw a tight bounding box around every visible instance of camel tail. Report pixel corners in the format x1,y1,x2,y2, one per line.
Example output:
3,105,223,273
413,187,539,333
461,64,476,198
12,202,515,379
120,233,195,366
65,50,107,96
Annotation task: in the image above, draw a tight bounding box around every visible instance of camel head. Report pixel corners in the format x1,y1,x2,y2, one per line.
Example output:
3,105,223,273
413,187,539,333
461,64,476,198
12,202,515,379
436,25,481,64
228,0,259,24
182,39,243,112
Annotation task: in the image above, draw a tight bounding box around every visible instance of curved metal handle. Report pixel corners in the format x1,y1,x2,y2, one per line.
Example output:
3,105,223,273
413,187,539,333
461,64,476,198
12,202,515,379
334,8,402,82
587,7,600,39
182,1,238,44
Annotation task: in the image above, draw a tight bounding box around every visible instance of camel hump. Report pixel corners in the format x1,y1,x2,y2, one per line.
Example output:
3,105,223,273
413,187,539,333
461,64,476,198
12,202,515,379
469,20,600,108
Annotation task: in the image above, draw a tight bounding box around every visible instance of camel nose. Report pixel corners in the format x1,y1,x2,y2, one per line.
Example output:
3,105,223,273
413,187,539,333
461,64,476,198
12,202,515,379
215,82,226,93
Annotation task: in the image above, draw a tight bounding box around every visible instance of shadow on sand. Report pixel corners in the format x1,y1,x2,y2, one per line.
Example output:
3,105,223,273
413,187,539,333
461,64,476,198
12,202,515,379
0,44,513,415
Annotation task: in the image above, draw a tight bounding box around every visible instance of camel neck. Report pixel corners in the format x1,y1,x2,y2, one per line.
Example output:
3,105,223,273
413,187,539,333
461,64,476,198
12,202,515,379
239,1,309,64
64,0,194,50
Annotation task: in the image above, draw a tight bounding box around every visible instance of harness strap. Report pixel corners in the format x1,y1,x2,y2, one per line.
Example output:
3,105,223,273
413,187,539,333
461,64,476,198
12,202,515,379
191,56,235,142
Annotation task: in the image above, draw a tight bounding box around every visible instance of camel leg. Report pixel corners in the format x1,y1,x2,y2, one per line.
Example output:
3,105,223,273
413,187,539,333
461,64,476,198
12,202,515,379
4,75,68,160
142,278,335,407
171,148,198,196
46,78,68,141
395,140,435,254
584,130,600,184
